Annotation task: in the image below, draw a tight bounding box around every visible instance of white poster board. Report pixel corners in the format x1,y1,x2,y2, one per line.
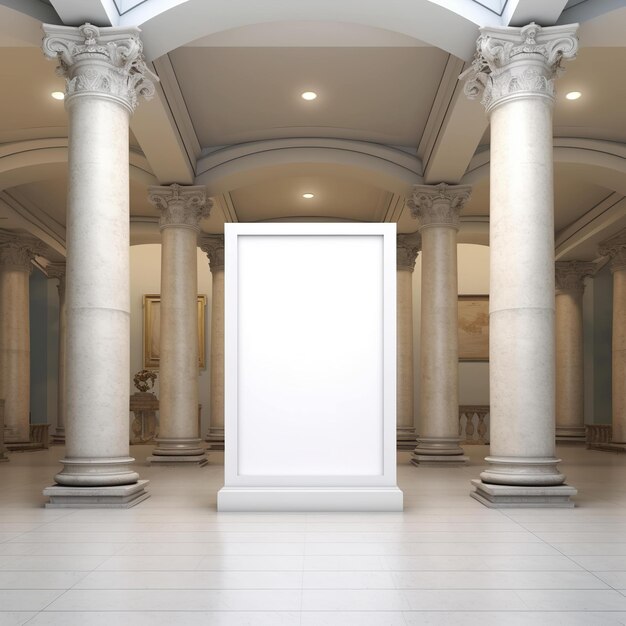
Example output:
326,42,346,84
217,223,402,511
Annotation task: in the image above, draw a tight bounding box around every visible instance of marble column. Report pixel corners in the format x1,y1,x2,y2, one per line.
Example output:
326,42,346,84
47,262,67,444
200,235,225,450
462,22,579,507
408,184,470,466
599,230,626,444
147,185,211,466
555,261,595,442
0,237,36,444
42,23,156,507
396,232,420,450
0,399,7,461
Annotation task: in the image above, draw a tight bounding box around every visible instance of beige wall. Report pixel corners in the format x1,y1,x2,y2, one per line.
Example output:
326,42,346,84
130,244,213,436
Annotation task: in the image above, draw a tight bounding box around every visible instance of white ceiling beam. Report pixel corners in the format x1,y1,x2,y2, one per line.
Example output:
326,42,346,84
48,0,119,27
419,57,488,185
130,62,196,185
503,0,569,27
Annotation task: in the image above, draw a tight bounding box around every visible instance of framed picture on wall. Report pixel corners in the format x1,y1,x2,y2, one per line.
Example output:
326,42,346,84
458,295,489,361
143,294,207,369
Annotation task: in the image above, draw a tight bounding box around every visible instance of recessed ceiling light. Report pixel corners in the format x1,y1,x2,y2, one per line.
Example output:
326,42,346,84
51,91,65,100
301,91,317,101
302,193,314,199
565,91,582,100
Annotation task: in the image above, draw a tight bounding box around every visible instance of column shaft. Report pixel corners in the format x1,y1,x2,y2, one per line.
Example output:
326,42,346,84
396,233,420,450
409,184,470,466
599,232,626,444
613,267,626,442
554,262,594,441
148,184,211,465
0,254,31,443
48,264,66,444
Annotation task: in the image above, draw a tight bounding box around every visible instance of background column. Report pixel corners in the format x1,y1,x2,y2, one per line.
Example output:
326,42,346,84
148,185,211,466
555,261,595,442
396,233,420,450
599,230,626,444
42,23,155,507
409,184,471,466
462,22,579,506
200,235,225,450
0,237,36,444
47,262,66,444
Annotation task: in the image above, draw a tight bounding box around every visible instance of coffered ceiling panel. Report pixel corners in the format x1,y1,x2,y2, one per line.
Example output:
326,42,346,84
168,46,449,148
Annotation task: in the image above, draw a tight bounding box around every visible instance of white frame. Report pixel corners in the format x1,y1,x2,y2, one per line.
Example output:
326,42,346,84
218,223,401,511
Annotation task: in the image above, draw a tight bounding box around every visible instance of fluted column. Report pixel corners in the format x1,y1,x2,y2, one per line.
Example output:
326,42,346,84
147,185,211,466
47,262,67,444
599,230,626,444
0,237,36,444
555,261,595,442
200,235,225,450
396,233,420,450
42,23,155,507
462,22,579,506
408,184,470,466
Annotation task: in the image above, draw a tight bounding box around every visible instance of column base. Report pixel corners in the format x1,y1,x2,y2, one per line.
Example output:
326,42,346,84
54,457,140,487
147,454,208,466
470,479,577,508
50,428,65,445
148,437,208,466
480,455,566,486
556,425,586,443
44,480,150,508
396,427,417,451
205,428,224,450
217,487,403,512
411,436,468,466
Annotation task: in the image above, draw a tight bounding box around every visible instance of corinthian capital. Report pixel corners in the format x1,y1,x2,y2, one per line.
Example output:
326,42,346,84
408,183,471,230
42,22,157,113
0,236,39,272
148,184,212,231
199,235,224,272
555,261,596,296
397,232,421,272
460,22,578,113
599,229,626,273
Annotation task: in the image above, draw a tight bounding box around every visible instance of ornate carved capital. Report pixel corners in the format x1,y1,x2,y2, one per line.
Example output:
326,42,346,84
148,184,212,231
42,22,157,114
199,235,225,272
408,183,471,230
460,22,578,113
397,232,421,272
555,261,596,296
47,261,66,296
599,229,626,273
0,237,38,272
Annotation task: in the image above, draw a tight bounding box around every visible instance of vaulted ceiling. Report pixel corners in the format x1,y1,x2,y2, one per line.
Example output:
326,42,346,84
0,0,625,263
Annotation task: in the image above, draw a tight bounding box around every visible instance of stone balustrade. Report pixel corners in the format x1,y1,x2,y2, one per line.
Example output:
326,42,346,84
459,405,490,444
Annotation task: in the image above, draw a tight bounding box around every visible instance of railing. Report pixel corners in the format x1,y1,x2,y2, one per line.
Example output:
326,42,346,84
586,424,612,448
29,424,50,449
459,405,490,444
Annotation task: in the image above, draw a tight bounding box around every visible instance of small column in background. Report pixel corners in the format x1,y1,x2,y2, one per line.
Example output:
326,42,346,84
555,261,596,442
599,230,626,446
200,235,225,450
396,232,421,450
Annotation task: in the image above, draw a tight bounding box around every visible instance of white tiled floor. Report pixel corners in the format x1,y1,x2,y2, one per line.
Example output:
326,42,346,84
1,444,626,625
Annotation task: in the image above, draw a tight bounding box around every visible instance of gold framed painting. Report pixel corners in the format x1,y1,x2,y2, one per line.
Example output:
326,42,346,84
458,295,489,362
143,294,207,369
